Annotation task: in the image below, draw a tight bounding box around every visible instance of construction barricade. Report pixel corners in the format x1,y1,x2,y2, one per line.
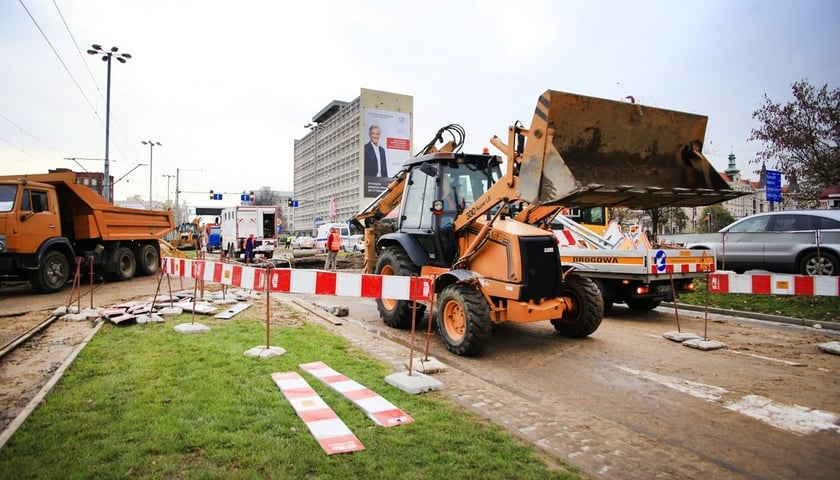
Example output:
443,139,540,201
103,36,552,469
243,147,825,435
709,271,839,297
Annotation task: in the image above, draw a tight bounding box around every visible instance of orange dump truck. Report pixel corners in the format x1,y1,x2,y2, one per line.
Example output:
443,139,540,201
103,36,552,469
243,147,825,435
0,171,175,293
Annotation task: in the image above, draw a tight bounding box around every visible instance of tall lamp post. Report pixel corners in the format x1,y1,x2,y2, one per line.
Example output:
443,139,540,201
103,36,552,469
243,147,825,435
162,174,174,206
142,140,161,209
87,44,131,202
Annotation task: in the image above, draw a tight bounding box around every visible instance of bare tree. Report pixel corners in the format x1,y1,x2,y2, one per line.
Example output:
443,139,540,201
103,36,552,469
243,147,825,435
749,80,840,208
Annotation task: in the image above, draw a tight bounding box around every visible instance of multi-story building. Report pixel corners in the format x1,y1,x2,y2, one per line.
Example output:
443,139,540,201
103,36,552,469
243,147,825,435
291,88,413,235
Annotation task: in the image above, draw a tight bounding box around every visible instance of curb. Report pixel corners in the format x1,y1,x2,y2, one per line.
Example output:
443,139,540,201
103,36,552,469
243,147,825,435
664,302,840,332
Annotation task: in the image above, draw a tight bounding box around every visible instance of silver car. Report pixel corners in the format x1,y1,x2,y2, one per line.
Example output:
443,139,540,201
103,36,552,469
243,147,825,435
686,210,840,275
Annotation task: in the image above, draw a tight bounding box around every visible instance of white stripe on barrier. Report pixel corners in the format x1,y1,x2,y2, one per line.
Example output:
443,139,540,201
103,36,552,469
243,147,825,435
299,362,413,428
271,372,364,455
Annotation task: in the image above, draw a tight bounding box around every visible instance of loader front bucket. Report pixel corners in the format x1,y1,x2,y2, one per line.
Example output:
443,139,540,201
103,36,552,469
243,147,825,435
517,90,745,208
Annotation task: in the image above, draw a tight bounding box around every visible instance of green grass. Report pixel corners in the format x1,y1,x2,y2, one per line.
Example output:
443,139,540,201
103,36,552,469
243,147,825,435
0,311,582,480
679,278,840,323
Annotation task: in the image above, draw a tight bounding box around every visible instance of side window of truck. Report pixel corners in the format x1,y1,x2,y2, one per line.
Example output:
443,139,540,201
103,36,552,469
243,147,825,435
22,189,48,213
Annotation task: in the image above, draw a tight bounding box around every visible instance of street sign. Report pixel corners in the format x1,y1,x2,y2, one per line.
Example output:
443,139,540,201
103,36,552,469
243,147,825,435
766,170,782,203
212,193,223,200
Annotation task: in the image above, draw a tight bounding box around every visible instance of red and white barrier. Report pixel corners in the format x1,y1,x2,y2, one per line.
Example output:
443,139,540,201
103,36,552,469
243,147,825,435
300,361,413,428
162,257,433,301
709,272,840,296
271,372,365,455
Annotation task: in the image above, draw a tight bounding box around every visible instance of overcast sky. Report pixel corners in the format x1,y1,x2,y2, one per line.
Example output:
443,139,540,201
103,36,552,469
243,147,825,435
1,0,838,207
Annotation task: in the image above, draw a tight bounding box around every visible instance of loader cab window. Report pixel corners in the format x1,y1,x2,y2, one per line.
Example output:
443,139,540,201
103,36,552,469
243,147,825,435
0,185,17,212
401,166,437,230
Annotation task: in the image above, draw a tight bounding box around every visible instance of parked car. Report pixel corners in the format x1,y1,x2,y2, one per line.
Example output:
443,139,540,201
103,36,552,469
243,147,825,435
685,210,840,275
292,236,315,249
349,234,365,253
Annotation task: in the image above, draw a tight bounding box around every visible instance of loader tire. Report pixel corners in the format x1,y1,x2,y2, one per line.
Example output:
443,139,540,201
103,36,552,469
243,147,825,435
436,283,491,356
135,243,160,276
626,298,661,311
375,246,426,329
110,247,137,282
551,274,603,338
32,250,71,294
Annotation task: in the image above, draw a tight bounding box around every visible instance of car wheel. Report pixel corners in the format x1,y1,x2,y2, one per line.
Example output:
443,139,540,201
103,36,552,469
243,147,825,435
799,251,838,276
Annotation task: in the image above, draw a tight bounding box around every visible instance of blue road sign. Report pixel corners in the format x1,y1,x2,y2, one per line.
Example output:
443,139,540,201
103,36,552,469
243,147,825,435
766,170,782,203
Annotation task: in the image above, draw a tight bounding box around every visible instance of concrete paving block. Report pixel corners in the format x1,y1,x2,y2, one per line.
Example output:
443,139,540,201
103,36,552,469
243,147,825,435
243,345,287,358
663,331,702,342
406,356,448,374
136,313,165,324
817,341,840,355
157,306,184,316
61,313,89,322
385,371,445,395
174,323,211,334
682,338,727,351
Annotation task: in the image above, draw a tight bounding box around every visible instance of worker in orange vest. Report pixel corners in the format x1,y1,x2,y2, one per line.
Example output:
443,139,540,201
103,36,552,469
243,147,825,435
324,227,341,271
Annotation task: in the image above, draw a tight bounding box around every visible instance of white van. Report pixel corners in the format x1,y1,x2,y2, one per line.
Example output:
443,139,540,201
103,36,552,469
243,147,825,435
314,223,351,251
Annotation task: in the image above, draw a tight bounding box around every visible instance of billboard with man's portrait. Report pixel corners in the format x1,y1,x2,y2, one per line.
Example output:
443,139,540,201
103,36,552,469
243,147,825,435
363,108,411,198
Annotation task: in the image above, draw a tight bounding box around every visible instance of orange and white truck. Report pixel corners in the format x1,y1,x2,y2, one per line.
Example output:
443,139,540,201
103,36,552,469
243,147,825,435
0,171,174,293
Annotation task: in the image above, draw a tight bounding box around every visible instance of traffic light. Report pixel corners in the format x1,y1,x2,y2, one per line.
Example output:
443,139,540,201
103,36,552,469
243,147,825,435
250,191,255,201
209,189,213,200
287,198,292,207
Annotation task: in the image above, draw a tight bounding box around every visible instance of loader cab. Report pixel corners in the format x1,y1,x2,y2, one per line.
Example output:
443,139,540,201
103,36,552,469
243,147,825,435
397,153,502,266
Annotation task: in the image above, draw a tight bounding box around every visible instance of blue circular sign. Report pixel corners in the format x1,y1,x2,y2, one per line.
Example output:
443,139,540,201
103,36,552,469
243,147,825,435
654,249,667,272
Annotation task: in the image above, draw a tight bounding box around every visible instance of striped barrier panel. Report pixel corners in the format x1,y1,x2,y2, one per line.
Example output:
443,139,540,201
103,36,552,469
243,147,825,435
709,272,840,297
300,361,413,427
271,372,364,455
162,257,433,301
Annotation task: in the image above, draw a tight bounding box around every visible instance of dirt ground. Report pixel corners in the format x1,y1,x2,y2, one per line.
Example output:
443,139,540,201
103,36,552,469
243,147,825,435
2,262,839,480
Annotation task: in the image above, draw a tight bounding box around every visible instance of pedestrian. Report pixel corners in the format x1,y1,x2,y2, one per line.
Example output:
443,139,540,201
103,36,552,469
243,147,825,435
285,234,293,249
324,227,341,271
245,233,256,264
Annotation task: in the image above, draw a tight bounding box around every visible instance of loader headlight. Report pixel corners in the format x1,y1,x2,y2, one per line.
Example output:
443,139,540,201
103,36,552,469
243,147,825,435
431,200,444,215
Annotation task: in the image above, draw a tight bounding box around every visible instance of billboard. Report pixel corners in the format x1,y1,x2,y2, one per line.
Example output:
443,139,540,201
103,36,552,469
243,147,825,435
363,108,411,197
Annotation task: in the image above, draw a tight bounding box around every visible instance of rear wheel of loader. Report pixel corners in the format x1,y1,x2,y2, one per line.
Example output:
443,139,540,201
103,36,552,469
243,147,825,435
111,247,137,281
32,250,70,294
626,298,661,311
135,244,160,276
375,246,427,329
436,283,491,356
551,274,603,338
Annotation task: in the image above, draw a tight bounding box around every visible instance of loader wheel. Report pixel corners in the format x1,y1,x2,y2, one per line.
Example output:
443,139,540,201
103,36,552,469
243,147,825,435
135,244,160,276
436,283,492,356
375,246,426,329
111,247,137,281
626,298,662,311
551,274,603,338
32,250,71,294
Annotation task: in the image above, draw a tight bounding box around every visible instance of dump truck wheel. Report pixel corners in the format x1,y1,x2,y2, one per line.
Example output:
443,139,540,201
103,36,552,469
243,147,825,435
551,274,603,338
436,283,491,356
135,244,160,276
32,250,70,294
375,246,426,329
626,298,661,311
112,247,137,281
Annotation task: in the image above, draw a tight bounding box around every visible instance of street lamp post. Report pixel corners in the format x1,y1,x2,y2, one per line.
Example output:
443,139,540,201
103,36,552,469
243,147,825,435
142,140,161,209
162,174,174,206
87,44,131,203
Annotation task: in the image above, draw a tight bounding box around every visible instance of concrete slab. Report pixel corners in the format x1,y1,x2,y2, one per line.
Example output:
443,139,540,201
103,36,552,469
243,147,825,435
817,341,840,355
244,345,287,358
406,356,448,374
174,322,211,334
663,331,702,343
682,338,727,351
214,302,252,319
385,371,445,395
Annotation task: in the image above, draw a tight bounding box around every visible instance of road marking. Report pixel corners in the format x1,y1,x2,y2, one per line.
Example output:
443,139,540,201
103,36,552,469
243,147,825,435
726,349,805,366
615,365,839,435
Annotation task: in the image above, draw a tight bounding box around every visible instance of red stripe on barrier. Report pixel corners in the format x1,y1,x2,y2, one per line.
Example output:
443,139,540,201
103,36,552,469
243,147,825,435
315,271,337,295
361,274,383,298
232,266,242,287
794,275,814,296
213,262,223,283
752,274,771,294
272,269,292,292
709,273,729,293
